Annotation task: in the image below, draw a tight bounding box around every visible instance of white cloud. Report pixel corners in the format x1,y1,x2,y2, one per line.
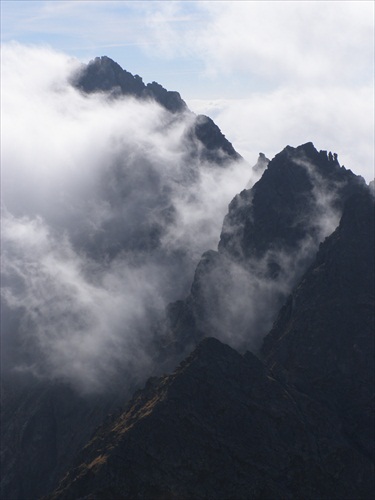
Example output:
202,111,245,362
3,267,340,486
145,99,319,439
1,43,252,391
188,83,374,183
134,1,373,86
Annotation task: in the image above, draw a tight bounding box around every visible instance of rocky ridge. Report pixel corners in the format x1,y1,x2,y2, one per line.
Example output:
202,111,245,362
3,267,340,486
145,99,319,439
160,142,367,358
47,179,374,500
73,56,241,165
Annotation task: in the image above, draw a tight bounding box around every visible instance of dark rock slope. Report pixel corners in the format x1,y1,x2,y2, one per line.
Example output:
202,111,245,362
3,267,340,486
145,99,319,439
48,338,373,500
1,58,244,500
73,56,241,165
262,186,375,461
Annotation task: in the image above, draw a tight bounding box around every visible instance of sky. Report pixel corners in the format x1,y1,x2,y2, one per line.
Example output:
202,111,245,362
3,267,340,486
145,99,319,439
1,0,374,181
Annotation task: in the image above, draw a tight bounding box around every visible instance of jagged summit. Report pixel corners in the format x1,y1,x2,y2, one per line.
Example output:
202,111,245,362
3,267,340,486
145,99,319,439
73,55,187,113
220,141,364,259
72,56,242,165
272,142,346,176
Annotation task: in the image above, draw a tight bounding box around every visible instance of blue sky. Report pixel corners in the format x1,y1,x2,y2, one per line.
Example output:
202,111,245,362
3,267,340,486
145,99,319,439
1,0,374,180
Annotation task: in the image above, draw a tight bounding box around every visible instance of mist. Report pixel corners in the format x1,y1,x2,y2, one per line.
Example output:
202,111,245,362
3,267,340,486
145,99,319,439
185,153,352,354
1,44,252,392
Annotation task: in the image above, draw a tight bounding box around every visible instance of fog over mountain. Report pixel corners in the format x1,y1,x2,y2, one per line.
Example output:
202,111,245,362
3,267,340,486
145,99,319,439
1,45,252,391
1,46,373,500
160,142,367,364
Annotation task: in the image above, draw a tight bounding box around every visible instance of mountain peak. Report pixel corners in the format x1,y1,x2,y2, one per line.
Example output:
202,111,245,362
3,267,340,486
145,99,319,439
73,55,187,113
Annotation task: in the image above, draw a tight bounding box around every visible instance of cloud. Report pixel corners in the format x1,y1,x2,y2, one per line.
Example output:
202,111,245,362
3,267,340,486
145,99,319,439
211,2,371,84
1,43,252,392
1,40,371,392
186,153,351,353
187,85,374,183
4,2,372,89
132,1,373,86
1,210,163,392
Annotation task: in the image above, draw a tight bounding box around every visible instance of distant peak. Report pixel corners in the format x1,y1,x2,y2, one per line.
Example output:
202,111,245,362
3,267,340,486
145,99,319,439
73,55,187,113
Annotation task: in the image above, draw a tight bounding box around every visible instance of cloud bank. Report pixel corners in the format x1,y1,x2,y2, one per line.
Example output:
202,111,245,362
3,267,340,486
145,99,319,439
1,43,252,392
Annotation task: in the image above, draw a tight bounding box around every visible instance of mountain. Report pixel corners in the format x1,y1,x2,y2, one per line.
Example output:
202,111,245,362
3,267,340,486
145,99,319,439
73,55,187,113
65,57,243,265
1,55,374,500
160,142,366,359
47,181,374,500
73,56,241,165
1,56,246,500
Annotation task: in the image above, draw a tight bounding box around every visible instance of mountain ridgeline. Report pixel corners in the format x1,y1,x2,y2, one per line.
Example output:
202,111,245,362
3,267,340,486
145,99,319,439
73,56,241,164
159,142,367,358
1,57,374,500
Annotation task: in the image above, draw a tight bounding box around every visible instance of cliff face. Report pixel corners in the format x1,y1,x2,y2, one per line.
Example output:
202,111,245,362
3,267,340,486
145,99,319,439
262,187,375,461
73,55,187,114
